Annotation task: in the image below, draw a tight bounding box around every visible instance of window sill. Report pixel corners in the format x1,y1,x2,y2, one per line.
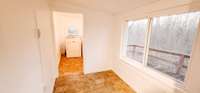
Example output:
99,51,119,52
120,56,186,92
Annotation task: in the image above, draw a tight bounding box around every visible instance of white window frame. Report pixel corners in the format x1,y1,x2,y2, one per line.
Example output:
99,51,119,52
120,12,200,90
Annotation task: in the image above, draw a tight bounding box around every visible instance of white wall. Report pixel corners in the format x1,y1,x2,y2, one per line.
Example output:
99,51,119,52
53,12,83,55
50,1,113,74
83,12,113,73
112,1,200,93
52,13,62,66
0,0,57,93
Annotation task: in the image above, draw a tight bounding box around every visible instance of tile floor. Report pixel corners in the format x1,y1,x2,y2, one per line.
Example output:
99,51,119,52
55,55,136,93
54,70,136,93
59,55,83,76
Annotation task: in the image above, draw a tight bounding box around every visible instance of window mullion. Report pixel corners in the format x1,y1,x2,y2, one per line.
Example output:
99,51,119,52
143,17,152,66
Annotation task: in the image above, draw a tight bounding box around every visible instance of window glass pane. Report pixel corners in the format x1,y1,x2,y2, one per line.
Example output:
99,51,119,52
126,19,148,63
147,12,200,81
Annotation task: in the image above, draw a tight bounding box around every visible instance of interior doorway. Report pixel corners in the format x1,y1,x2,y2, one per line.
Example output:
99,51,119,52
52,11,84,76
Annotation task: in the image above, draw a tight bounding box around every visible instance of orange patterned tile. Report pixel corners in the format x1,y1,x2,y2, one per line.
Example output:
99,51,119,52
54,70,136,93
59,55,83,76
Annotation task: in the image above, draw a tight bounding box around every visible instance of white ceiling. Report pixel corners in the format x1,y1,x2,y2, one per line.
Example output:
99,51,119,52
53,0,161,14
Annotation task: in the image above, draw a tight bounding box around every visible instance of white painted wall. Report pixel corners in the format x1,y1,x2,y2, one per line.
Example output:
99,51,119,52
52,14,62,66
112,1,200,93
53,12,83,55
50,1,113,74
0,0,57,93
83,12,113,73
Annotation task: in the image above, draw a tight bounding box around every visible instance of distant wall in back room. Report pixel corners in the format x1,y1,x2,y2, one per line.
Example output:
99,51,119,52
53,12,83,56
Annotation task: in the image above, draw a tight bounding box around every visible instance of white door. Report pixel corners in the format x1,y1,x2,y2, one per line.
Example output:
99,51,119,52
35,7,58,93
0,1,44,93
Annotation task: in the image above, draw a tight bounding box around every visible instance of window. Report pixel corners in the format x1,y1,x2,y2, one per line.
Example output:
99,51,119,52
126,19,148,63
147,12,200,81
122,12,200,82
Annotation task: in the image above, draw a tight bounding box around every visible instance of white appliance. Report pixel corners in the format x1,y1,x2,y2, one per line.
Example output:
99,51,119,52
66,37,82,57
